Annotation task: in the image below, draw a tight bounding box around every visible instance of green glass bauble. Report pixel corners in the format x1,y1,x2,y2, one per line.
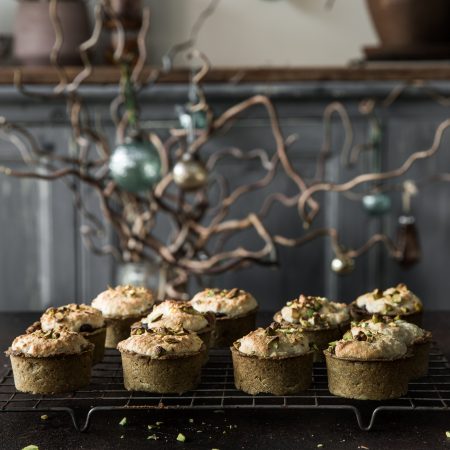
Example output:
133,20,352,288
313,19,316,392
362,193,391,216
109,138,162,193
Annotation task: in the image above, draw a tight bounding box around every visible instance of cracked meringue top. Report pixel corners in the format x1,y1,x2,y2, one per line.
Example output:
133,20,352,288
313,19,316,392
190,288,257,318
40,303,105,333
7,329,93,358
355,284,422,315
141,300,210,332
233,324,311,358
91,285,155,318
275,295,349,329
328,327,408,360
118,327,204,358
350,317,429,346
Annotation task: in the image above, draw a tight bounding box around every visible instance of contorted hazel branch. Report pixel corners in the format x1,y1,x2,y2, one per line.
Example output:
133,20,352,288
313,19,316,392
299,118,450,225
1,1,450,298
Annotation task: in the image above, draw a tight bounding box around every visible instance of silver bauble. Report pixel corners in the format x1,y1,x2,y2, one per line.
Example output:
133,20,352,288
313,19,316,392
331,255,355,275
173,153,208,191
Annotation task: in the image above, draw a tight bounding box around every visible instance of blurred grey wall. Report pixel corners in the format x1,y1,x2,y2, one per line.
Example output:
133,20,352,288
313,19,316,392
0,81,449,311
0,0,377,67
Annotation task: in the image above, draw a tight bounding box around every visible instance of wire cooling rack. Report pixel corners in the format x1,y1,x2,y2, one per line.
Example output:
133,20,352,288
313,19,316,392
1,345,449,432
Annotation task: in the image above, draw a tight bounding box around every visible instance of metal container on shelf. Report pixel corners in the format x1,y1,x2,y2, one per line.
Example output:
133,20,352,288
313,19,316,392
13,0,91,66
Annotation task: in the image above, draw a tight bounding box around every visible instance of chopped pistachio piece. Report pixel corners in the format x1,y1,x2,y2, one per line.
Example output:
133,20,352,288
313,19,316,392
446,431,450,438
40,414,48,420
317,445,324,448
156,421,163,426
120,435,124,439
22,447,39,450
119,417,127,426
176,433,186,442
189,418,194,423
147,434,158,440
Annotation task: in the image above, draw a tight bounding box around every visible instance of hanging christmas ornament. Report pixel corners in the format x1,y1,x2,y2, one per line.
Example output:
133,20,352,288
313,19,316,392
361,116,391,216
109,64,162,193
362,192,392,215
178,70,210,131
173,153,208,191
173,104,208,191
331,253,355,275
109,135,162,193
396,215,421,268
395,180,421,268
178,104,208,131
178,106,208,132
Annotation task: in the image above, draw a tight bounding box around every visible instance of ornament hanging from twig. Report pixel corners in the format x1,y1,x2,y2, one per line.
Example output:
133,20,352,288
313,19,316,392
361,114,392,216
331,247,355,275
173,153,208,191
362,192,392,215
173,104,208,191
109,134,162,193
396,181,421,267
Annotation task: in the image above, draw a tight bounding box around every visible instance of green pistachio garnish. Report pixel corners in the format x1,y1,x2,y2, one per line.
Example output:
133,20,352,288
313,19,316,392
147,434,158,440
180,305,197,315
176,433,186,442
371,315,380,323
119,417,127,426
446,431,450,438
343,332,353,341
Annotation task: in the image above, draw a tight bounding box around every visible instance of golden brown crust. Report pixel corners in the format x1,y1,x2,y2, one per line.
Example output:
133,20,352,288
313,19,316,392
7,329,93,358
40,303,105,332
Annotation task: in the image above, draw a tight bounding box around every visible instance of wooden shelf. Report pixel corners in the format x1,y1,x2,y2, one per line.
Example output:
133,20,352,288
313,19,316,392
2,65,450,85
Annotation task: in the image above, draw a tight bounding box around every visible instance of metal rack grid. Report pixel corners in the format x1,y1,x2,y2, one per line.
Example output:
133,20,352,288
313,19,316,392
1,344,449,432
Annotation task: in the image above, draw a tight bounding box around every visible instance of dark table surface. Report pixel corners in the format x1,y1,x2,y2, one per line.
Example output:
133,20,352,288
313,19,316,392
0,312,449,450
